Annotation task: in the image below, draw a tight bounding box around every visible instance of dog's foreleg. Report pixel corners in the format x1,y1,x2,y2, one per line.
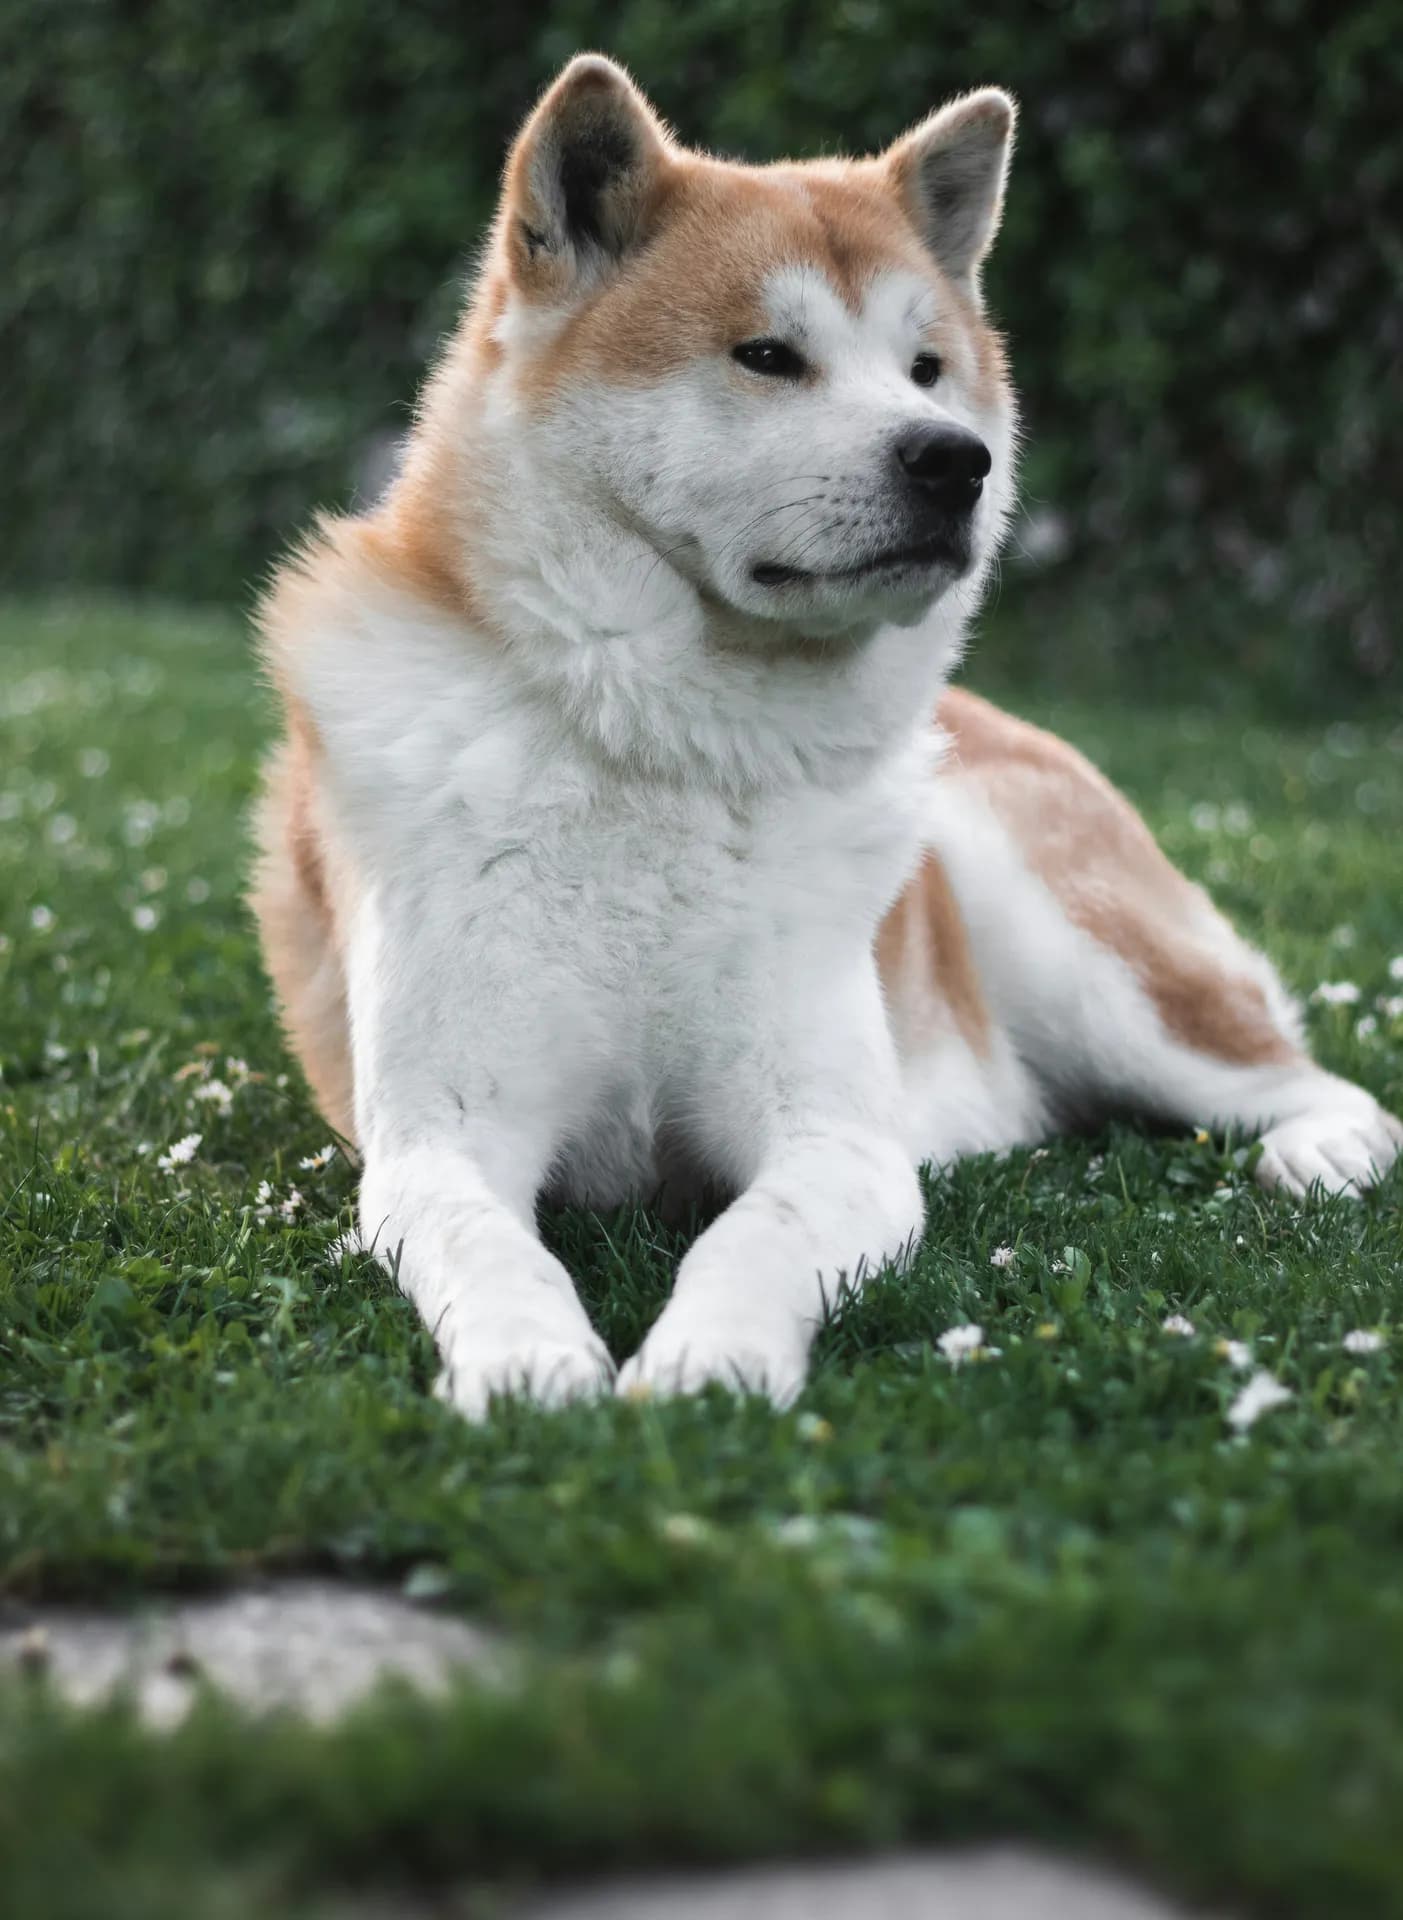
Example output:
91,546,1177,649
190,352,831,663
621,963,924,1404
348,891,613,1418
620,1123,923,1404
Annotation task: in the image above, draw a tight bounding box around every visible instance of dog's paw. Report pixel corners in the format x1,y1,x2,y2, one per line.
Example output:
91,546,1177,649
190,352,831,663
618,1305,809,1408
1256,1101,1403,1200
434,1302,614,1421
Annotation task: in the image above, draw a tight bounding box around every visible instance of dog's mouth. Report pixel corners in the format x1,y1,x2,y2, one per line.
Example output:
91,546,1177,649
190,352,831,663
751,530,969,590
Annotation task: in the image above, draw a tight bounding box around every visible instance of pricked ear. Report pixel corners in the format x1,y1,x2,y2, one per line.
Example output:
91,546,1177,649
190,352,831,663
502,54,670,300
886,89,1016,284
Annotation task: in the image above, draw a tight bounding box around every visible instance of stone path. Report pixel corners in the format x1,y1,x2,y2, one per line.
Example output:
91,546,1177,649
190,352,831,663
3,1581,1215,1917
0,1577,503,1727
519,1851,1211,1919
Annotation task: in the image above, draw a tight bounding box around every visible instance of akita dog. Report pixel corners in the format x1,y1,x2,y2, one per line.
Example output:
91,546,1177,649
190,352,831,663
252,55,1401,1415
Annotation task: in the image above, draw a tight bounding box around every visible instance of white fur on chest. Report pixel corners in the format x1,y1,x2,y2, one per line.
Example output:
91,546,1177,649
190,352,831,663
297,582,939,1203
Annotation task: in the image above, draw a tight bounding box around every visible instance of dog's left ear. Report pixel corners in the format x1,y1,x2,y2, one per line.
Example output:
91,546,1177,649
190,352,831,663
502,54,670,300
885,89,1016,285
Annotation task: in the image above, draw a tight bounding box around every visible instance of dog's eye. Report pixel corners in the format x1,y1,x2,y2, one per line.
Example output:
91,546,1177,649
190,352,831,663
910,352,942,388
732,339,807,379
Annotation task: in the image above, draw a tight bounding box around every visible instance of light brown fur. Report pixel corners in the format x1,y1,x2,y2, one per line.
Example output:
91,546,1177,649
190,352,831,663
876,850,993,1059
933,688,1298,1067
496,147,993,422
248,702,356,1141
251,514,463,1145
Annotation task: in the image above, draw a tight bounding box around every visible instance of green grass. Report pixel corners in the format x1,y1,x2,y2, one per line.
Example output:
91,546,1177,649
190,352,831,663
2,597,1402,1920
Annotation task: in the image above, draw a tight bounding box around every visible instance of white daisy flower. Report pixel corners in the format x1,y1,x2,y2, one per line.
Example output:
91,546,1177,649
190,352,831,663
660,1513,713,1547
191,1078,234,1114
1226,1370,1293,1432
131,904,159,933
156,1132,202,1172
1310,981,1361,1007
1342,1329,1384,1355
1161,1314,1196,1337
1378,996,1403,1023
1390,956,1403,983
298,1144,336,1172
325,1226,365,1266
770,1515,821,1550
988,1245,1016,1269
1216,1338,1253,1370
1356,1015,1378,1040
279,1187,304,1222
938,1323,988,1366
29,905,55,933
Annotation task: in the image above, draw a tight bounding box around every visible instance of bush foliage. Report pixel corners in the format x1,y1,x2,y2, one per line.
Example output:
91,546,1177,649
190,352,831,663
5,1,1400,686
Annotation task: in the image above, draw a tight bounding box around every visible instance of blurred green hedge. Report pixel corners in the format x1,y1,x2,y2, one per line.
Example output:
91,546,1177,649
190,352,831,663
4,1,1400,689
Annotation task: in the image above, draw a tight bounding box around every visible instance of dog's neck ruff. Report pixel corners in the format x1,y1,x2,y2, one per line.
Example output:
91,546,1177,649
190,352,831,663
467,495,973,797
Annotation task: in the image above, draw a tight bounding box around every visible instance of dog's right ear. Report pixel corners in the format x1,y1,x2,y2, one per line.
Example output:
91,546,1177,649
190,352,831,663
502,55,670,301
885,89,1016,286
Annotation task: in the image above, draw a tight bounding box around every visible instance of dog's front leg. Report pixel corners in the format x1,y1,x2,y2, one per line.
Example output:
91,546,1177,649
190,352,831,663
621,966,925,1405
348,892,613,1419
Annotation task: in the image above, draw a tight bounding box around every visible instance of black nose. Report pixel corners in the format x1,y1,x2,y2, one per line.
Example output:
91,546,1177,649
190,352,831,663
895,424,992,510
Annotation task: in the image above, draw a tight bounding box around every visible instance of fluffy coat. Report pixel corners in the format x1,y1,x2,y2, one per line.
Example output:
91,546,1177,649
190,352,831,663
252,56,1401,1414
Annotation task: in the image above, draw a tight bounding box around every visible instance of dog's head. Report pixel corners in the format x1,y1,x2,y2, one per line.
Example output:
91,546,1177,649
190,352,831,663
457,56,1017,640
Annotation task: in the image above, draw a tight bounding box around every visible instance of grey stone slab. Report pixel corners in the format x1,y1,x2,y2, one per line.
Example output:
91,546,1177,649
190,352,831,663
3,1591,1220,1920
516,1849,1212,1920
1,1577,504,1726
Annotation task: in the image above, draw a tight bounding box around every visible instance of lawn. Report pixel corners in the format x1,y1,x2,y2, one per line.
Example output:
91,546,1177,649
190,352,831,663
2,597,1402,1920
